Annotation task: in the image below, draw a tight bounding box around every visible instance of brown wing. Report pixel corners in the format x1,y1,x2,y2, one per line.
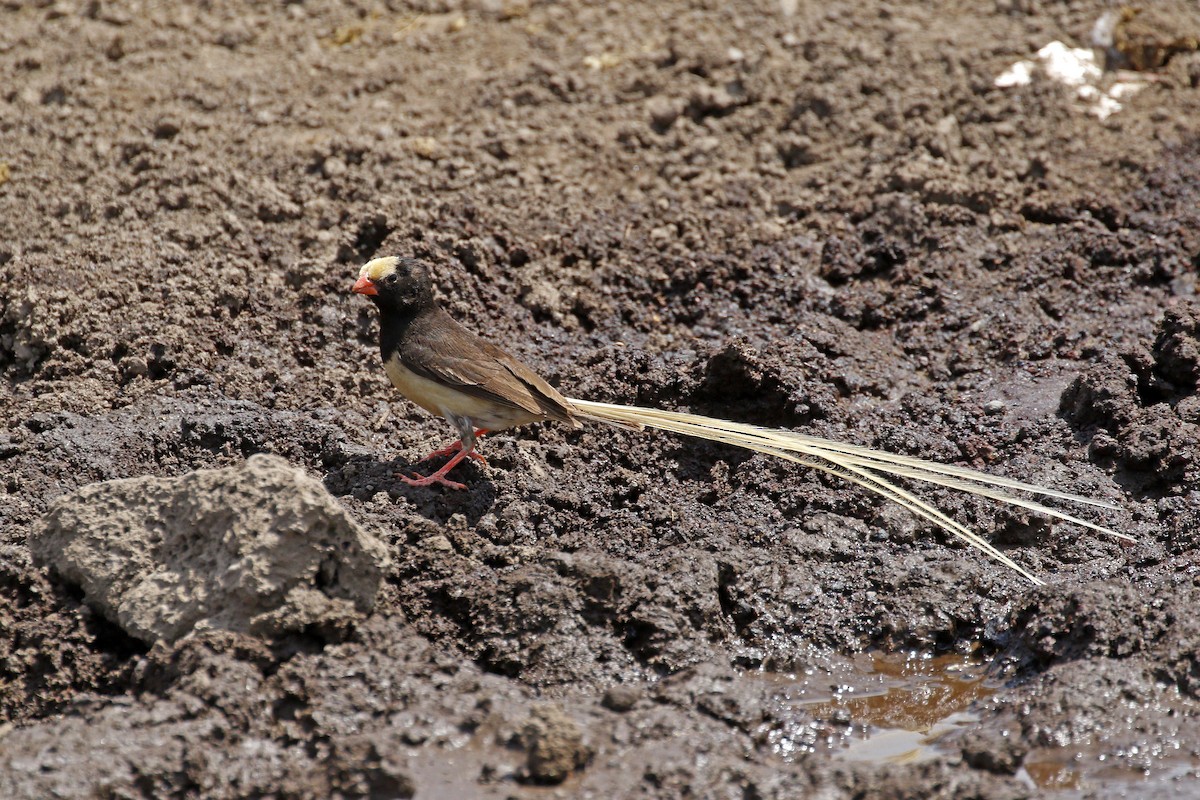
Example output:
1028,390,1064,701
399,308,580,428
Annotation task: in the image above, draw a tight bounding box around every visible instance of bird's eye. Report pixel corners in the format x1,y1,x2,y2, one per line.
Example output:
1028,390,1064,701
384,274,398,284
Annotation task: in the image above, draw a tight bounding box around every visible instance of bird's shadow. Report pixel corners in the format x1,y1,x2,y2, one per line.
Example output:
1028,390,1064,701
323,453,496,525
661,436,757,483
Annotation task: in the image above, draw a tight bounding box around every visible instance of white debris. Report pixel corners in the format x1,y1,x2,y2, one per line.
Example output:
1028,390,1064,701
993,40,1147,120
1037,41,1102,86
1076,85,1123,120
994,60,1034,88
1108,80,1148,100
583,53,621,70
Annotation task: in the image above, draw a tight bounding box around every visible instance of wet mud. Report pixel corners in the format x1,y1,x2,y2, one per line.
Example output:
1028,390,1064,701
2,0,1200,797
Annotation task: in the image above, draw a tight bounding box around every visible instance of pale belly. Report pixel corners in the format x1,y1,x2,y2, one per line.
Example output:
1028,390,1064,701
383,355,539,431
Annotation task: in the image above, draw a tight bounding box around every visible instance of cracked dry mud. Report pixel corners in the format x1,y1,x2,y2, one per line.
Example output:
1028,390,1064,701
2,1,1200,798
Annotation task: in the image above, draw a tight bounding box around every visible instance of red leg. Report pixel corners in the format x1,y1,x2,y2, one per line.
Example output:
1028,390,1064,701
401,429,491,490
417,429,490,466
401,448,472,490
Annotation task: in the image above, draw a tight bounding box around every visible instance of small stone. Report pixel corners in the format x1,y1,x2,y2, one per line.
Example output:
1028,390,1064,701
758,220,785,239
650,225,674,243
601,685,640,712
583,53,620,70
153,118,181,139
689,84,742,115
407,136,444,161
118,355,148,380
960,729,1028,774
983,400,1006,415
321,156,347,178
521,704,589,784
426,535,453,553
647,97,681,131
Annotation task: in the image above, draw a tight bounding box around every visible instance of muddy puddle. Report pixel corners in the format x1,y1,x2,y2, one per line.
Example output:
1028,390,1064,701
752,651,993,761
758,650,1199,795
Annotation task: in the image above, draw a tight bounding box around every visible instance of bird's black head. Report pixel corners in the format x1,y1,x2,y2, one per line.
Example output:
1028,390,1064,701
352,256,436,314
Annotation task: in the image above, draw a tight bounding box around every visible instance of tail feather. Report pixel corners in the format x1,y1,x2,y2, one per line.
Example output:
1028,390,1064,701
566,397,1127,586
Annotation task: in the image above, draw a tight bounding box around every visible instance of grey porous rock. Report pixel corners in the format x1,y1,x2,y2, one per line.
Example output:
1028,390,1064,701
30,453,388,644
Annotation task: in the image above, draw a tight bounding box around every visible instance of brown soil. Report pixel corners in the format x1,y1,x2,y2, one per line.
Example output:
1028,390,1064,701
3,0,1200,797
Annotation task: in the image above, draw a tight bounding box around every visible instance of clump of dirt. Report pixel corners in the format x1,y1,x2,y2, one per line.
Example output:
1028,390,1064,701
519,703,590,784
1061,302,1200,490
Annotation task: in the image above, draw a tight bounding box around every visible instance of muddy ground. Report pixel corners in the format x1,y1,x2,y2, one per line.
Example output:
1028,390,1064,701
2,0,1200,797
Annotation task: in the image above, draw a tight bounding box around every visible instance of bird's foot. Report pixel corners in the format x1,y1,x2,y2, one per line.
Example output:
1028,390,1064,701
399,470,468,491
398,444,481,490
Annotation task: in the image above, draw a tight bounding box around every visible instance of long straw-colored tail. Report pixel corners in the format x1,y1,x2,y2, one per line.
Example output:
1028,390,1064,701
567,398,1130,586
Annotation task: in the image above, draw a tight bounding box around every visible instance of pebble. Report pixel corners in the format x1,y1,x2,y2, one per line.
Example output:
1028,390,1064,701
602,685,641,712
426,535,454,552
647,97,681,130
321,156,347,178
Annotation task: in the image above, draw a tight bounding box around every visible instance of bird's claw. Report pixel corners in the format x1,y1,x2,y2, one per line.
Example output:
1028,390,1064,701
399,470,468,491
403,431,489,490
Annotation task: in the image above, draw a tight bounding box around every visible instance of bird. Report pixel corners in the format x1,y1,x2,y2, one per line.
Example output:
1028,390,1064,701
352,255,1130,585
352,255,605,490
